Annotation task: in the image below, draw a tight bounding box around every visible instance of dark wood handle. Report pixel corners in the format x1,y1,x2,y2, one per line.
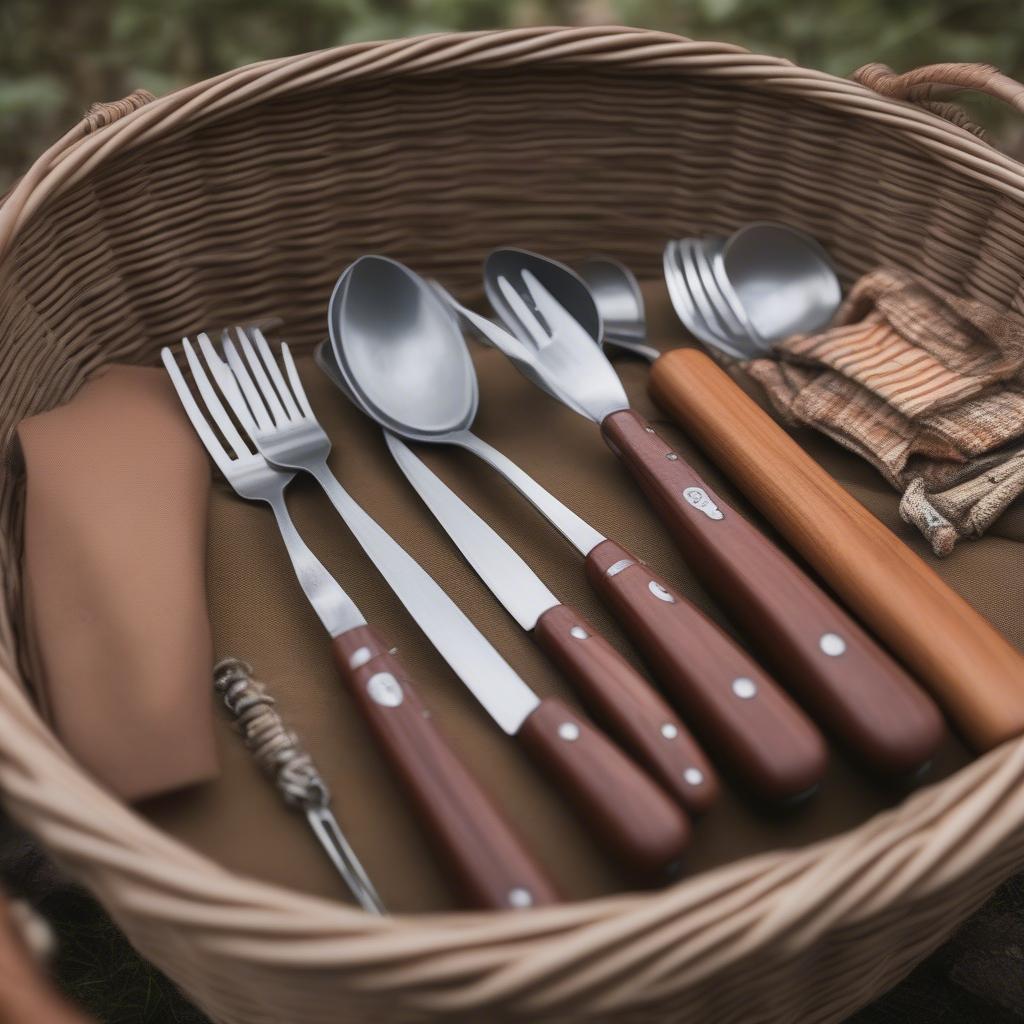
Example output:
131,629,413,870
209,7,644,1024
533,604,718,813
586,539,828,801
517,697,691,874
601,408,947,775
334,626,559,909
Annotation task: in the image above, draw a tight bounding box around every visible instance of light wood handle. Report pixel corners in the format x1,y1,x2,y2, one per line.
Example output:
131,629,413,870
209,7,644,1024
650,348,1024,751
533,603,719,813
334,625,559,909
585,539,828,801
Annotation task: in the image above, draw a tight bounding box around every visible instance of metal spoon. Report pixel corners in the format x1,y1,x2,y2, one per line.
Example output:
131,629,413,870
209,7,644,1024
577,257,661,363
714,222,842,348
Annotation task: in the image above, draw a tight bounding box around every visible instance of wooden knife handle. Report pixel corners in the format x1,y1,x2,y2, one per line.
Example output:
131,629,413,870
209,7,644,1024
533,603,719,813
585,539,828,801
650,348,1024,752
601,407,947,775
518,696,691,874
334,626,559,909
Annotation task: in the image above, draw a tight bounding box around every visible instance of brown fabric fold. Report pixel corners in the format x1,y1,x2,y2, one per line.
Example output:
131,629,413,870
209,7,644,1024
17,366,218,801
746,268,1024,556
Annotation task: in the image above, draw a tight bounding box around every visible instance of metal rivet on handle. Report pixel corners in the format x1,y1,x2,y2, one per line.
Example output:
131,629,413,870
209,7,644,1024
367,672,404,707
820,633,847,657
349,646,372,669
606,558,634,577
684,768,705,786
648,580,676,603
507,887,534,909
661,723,679,739
645,426,655,434
731,677,758,700
570,626,589,640
558,722,580,742
666,452,679,461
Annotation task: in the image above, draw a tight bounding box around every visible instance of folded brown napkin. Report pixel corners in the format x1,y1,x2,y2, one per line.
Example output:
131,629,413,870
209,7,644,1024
745,268,1024,555
17,366,218,800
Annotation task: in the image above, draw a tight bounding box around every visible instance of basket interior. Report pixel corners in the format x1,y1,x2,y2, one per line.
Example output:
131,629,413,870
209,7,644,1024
2,64,1024,911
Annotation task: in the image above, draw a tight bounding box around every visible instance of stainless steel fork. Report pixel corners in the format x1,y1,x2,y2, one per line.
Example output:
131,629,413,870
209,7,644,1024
213,327,542,735
163,336,557,910
163,339,383,912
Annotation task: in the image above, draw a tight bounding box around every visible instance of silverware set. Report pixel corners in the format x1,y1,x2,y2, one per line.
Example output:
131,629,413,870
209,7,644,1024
663,222,842,357
162,225,946,914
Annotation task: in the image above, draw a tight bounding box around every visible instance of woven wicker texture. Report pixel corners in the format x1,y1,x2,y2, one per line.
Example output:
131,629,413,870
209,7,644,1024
1,26,1024,1024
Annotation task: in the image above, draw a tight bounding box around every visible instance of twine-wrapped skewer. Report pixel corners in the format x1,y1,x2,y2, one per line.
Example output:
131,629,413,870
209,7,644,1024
213,658,385,914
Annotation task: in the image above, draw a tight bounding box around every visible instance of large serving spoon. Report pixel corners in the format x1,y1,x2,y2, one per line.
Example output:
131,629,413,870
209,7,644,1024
323,254,829,803
483,248,946,777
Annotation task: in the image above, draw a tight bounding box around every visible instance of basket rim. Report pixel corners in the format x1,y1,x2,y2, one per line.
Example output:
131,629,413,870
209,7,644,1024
4,24,1024,252
1,24,1024,1015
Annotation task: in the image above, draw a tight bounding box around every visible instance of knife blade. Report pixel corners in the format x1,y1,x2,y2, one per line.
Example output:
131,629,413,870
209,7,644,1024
386,431,560,629
385,431,720,814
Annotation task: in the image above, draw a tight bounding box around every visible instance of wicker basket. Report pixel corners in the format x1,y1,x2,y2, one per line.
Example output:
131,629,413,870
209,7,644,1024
2,25,1024,1024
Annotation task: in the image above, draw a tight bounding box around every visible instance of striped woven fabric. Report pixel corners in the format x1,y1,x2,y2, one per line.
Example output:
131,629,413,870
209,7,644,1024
785,319,995,418
747,267,1024,555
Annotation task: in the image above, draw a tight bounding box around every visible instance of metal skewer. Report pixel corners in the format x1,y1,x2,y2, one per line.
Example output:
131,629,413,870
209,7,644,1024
213,658,385,915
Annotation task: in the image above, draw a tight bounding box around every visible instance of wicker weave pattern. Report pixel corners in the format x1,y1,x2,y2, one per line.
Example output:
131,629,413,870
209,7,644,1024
1,26,1024,1023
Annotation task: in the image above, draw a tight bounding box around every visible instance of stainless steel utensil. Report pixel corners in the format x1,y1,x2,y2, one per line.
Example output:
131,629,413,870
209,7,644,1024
325,255,828,802
213,657,385,914
163,334,558,910
385,431,718,813
664,224,842,357
687,238,752,344
485,249,945,778
577,257,661,363
217,326,690,875
716,222,842,348
662,239,755,359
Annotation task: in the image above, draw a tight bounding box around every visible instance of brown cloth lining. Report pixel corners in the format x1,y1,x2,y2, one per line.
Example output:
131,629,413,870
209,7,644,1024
17,367,218,803
141,283,1021,913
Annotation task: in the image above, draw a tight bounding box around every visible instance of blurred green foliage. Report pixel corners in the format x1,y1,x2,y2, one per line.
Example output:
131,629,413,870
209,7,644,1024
2,0,1023,188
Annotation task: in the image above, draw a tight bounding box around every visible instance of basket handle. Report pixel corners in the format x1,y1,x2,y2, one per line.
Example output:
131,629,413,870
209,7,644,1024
0,89,156,237
79,90,157,136
854,62,1024,138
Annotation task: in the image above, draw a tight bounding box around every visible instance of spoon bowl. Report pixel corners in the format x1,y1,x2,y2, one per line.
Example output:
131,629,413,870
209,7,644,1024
719,222,841,346
328,255,478,440
578,257,661,362
578,257,645,338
